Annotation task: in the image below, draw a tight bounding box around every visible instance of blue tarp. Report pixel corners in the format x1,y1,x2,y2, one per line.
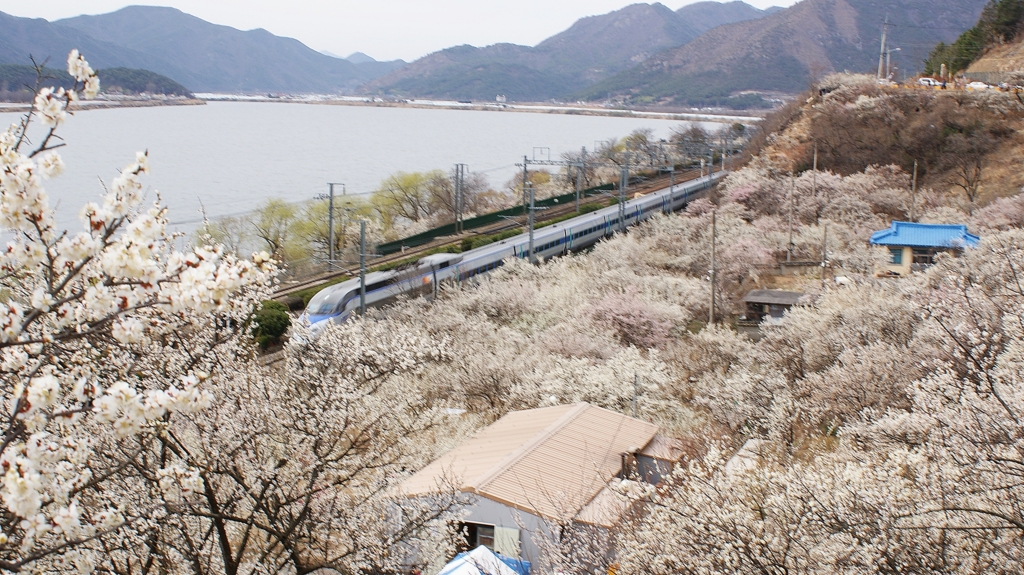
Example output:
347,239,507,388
437,546,531,575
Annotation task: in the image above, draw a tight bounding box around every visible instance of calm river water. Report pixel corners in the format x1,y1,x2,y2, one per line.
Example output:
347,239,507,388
1,102,729,234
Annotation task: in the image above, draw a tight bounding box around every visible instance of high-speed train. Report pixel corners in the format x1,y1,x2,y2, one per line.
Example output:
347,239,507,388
303,171,726,327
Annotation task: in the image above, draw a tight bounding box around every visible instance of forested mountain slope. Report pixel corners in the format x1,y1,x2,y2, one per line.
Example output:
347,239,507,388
360,1,778,101
0,10,153,71
55,6,367,93
583,0,990,106
0,5,404,93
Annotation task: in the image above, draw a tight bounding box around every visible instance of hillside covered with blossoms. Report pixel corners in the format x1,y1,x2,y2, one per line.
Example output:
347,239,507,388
4,48,1024,575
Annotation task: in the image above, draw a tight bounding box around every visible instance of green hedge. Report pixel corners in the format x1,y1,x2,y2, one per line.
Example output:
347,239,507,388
251,300,291,350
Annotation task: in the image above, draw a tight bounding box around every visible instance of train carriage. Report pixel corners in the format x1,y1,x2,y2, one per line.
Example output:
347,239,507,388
303,171,724,328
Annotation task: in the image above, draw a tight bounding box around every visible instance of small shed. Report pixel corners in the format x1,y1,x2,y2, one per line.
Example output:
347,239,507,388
741,290,809,324
400,403,684,565
870,221,979,276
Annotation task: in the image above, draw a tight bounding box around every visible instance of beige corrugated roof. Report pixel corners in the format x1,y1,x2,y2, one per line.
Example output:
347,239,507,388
639,434,687,461
742,290,809,306
575,479,653,528
400,403,659,522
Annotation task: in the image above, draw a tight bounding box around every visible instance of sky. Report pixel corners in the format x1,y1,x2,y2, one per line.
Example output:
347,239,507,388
0,0,801,62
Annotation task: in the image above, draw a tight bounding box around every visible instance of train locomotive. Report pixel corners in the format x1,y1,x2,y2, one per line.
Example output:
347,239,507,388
303,171,726,328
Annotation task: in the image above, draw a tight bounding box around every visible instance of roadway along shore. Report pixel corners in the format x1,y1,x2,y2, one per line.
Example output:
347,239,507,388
195,93,765,124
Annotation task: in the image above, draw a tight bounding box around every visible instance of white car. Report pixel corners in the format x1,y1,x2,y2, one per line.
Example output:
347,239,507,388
918,77,941,87
967,81,990,90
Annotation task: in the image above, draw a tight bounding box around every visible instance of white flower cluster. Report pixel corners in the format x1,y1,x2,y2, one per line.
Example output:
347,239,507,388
33,88,68,128
156,465,202,498
0,430,101,553
0,129,55,235
0,50,276,572
67,50,99,99
93,376,213,437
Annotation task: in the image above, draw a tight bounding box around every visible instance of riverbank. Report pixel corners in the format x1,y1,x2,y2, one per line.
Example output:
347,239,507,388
194,93,763,123
0,98,206,113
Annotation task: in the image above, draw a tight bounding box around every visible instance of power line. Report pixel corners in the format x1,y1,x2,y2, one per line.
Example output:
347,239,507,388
889,23,980,30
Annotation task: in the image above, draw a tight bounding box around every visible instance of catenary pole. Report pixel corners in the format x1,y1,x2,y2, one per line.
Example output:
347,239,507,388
340,184,348,249
328,183,335,271
453,164,460,233
619,167,627,232
617,150,629,233
575,161,583,214
522,156,529,216
454,163,467,233
877,16,889,79
788,172,795,263
359,220,367,316
666,164,675,215
527,183,536,264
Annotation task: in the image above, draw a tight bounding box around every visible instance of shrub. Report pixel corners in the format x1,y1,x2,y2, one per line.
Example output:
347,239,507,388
252,300,291,349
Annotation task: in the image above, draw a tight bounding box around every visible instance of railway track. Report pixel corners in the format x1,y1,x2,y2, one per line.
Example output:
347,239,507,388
273,168,707,301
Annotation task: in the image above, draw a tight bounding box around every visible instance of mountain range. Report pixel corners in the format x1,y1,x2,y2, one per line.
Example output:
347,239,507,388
368,0,989,106
583,0,991,106
0,1,993,106
359,1,783,102
0,6,403,93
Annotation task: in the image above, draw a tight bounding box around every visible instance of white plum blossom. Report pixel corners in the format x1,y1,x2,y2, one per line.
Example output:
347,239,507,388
0,50,275,573
33,88,67,128
110,318,145,344
25,375,60,412
83,77,100,100
156,465,202,497
66,50,99,100
38,153,64,179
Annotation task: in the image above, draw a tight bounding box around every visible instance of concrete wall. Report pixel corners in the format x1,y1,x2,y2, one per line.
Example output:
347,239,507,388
881,246,912,276
460,495,548,564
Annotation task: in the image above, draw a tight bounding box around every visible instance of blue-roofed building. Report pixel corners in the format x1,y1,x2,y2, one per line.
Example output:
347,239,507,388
870,221,980,276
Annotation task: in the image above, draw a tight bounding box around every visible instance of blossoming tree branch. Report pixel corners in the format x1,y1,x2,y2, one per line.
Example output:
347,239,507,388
0,51,276,572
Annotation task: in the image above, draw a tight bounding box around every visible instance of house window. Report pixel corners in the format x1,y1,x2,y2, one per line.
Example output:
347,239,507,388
889,248,903,265
912,249,935,266
462,522,495,550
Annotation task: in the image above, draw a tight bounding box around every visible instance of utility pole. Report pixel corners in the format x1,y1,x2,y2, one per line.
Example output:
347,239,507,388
911,159,918,222
710,210,717,325
706,150,715,193
887,47,901,79
320,183,344,272
788,172,795,263
527,183,536,264
665,164,675,215
618,166,628,233
575,162,583,214
522,155,529,216
359,220,367,316
453,163,467,233
877,15,889,79
328,183,335,271
574,146,587,214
